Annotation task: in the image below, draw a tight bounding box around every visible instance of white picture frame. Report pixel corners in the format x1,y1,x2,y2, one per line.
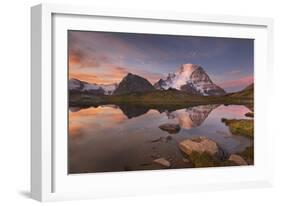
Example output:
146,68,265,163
31,3,274,202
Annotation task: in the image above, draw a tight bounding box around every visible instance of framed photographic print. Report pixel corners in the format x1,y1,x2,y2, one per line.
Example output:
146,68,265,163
31,3,274,201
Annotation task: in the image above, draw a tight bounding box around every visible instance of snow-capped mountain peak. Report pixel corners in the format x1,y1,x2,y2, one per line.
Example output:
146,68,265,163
99,83,118,95
176,63,199,77
69,78,83,90
81,83,100,91
172,64,200,90
154,63,226,96
69,78,117,95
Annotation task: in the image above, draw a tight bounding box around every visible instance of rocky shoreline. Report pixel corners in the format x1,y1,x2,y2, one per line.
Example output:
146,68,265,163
150,113,254,169
150,135,252,169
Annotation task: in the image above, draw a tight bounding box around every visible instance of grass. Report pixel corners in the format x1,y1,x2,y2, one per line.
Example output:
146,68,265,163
69,89,254,109
188,151,237,167
188,152,218,167
221,118,254,138
229,83,254,99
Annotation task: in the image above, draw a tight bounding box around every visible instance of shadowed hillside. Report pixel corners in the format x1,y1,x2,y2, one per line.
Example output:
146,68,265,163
228,83,254,99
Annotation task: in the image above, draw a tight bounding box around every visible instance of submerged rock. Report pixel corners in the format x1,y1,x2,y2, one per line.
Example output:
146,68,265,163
151,136,173,143
179,136,224,160
182,158,190,163
159,123,181,134
228,154,248,165
239,146,254,165
151,137,162,143
153,158,171,168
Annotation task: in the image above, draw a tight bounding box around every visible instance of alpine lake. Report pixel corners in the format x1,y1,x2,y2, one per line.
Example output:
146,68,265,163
68,103,254,174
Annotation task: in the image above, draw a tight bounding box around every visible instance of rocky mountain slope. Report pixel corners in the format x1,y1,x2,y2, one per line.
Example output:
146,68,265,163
154,63,226,96
114,73,155,95
69,64,252,99
69,78,117,95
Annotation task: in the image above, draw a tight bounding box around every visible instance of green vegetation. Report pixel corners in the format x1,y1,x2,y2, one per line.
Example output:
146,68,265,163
188,151,236,168
221,118,254,138
69,89,253,109
188,151,218,167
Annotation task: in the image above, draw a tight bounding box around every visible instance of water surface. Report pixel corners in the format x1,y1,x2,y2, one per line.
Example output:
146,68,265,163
68,104,253,173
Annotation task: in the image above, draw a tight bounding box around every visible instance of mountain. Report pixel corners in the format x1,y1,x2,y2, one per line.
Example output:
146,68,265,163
69,78,117,95
114,73,155,95
229,83,254,99
99,84,118,95
154,63,226,96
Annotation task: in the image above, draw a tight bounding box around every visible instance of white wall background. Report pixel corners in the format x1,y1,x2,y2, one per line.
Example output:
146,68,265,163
0,0,280,205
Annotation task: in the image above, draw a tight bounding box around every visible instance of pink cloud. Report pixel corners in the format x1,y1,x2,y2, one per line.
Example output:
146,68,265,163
217,75,253,90
69,61,163,85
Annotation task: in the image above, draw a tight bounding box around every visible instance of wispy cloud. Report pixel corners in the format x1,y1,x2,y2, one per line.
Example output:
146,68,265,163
217,75,253,92
69,63,162,85
68,31,254,88
69,49,110,69
226,70,241,75
68,31,164,84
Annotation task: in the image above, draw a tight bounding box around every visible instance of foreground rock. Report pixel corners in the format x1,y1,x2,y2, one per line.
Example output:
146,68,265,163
179,136,224,160
239,146,254,165
159,123,181,134
153,158,171,168
182,158,190,163
245,112,254,118
228,154,248,165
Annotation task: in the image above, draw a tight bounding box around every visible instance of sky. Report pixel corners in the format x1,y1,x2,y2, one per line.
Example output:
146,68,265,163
68,30,254,92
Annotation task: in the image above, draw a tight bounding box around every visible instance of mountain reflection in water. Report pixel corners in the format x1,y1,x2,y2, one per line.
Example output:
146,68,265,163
68,104,253,174
166,105,219,129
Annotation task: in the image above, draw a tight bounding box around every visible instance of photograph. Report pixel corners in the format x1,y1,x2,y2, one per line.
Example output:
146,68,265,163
68,30,254,174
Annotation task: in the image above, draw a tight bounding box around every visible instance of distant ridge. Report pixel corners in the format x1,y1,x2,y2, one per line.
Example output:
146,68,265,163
69,78,117,95
229,83,254,99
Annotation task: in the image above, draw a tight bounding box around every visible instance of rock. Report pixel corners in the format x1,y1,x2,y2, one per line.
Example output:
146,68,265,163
245,112,254,118
166,135,173,141
179,136,224,160
153,158,171,168
151,137,162,143
123,166,132,171
239,146,253,165
228,154,248,165
151,135,173,143
159,123,181,134
180,83,201,95
182,158,190,163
